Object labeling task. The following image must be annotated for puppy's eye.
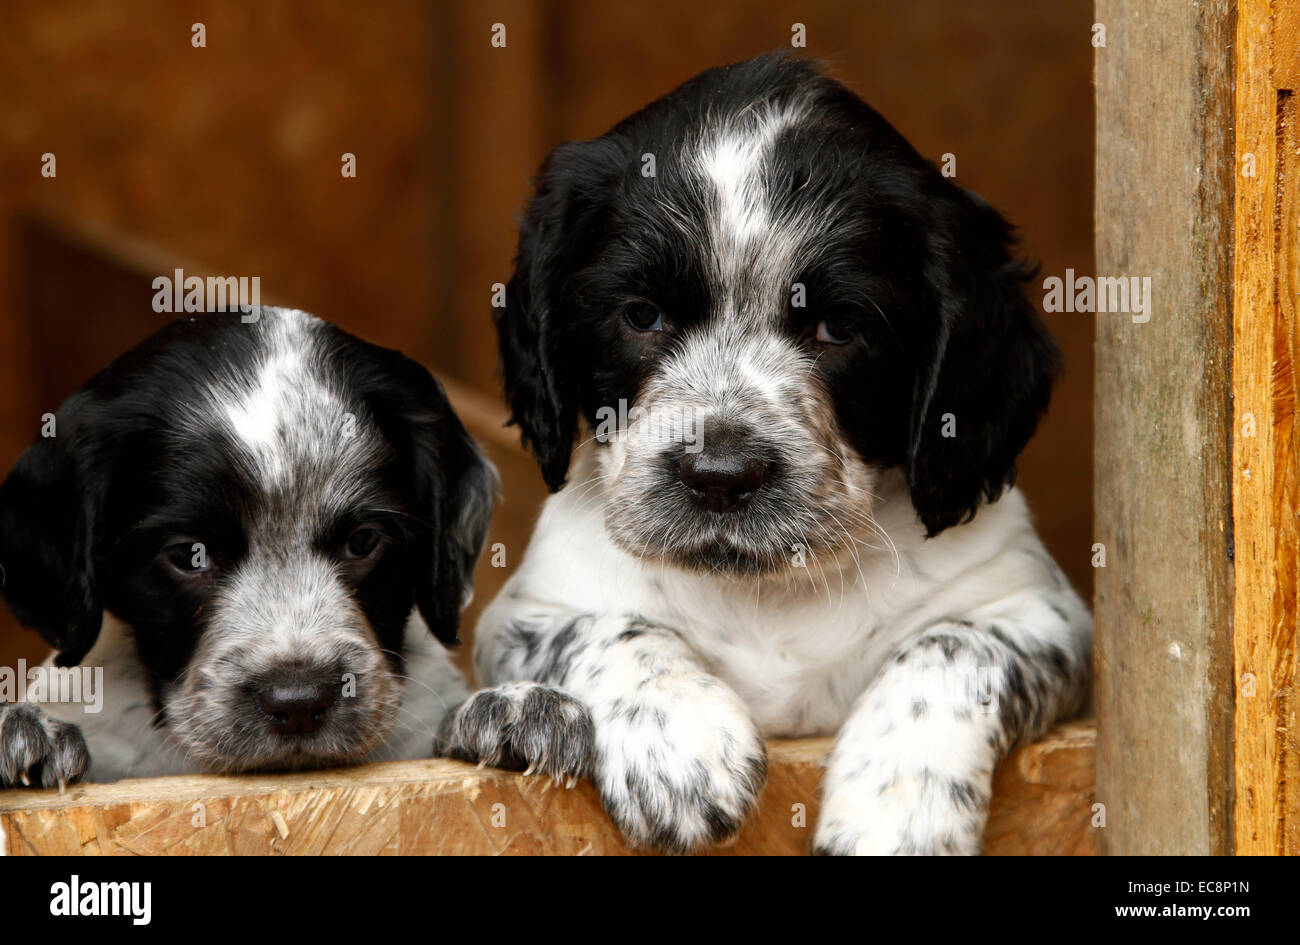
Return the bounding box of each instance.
[163,541,214,578]
[344,526,384,560]
[623,302,665,333]
[814,318,855,345]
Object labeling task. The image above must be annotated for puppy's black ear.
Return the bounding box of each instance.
[906,189,1060,537]
[0,398,105,666]
[356,345,498,646]
[417,405,497,646]
[497,138,622,491]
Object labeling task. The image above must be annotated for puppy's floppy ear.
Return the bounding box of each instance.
[417,405,497,646]
[0,397,106,666]
[906,188,1060,537]
[497,138,622,491]
[357,346,498,645]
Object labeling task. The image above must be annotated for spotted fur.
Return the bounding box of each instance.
[0,307,523,782]
[438,680,594,782]
[0,703,89,789]
[477,55,1091,855]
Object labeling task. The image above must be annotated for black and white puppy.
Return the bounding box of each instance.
[474,55,1092,854]
[0,307,590,788]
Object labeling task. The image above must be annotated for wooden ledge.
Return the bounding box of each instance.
[0,721,1095,855]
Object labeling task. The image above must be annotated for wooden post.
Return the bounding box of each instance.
[1093,0,1237,854]
[1097,0,1300,855]
[1231,0,1300,856]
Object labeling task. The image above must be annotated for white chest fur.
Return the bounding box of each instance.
[480,448,1082,738]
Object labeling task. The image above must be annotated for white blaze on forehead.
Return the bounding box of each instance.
[225,352,298,447]
[220,308,344,485]
[692,101,808,315]
[701,134,771,246]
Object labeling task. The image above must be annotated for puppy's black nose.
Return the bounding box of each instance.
[678,447,768,513]
[258,679,337,735]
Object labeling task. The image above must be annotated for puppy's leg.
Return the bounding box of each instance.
[814,609,1089,855]
[436,681,595,782]
[0,703,90,790]
[481,612,767,854]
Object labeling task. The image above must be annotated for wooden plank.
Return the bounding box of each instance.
[1232,0,1300,856]
[1093,0,1237,854]
[0,722,1095,856]
[985,721,1097,856]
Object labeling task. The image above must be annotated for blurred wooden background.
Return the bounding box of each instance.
[0,0,1095,680]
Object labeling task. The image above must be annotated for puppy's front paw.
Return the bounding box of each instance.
[0,704,90,790]
[593,681,767,854]
[440,682,594,782]
[813,770,988,855]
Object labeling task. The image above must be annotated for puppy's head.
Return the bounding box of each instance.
[0,308,495,771]
[498,54,1058,576]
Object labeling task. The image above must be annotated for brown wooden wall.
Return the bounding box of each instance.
[0,1,1095,680]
